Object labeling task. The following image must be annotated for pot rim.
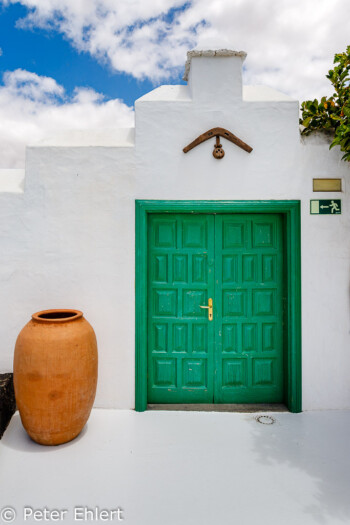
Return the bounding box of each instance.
[32,309,83,323]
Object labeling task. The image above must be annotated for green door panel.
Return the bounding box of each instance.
[147,214,215,403]
[147,213,284,404]
[214,214,284,403]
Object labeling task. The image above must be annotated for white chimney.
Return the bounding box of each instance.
[183,49,247,102]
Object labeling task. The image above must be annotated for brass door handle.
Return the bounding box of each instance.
[200,298,213,321]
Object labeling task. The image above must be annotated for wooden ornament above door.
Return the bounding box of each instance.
[183,127,253,159]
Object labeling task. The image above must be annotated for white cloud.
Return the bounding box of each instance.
[188,0,349,101]
[1,0,349,99]
[4,0,200,80]
[3,68,64,101]
[0,69,134,168]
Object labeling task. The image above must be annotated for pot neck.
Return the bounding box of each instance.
[32,309,83,323]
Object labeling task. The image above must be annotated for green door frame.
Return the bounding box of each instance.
[135,200,302,413]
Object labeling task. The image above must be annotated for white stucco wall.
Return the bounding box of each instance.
[1,51,349,411]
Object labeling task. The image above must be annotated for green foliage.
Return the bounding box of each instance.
[300,46,350,161]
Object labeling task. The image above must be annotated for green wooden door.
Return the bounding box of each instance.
[214,214,284,403]
[148,214,215,403]
[147,213,284,404]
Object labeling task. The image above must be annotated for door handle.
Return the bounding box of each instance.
[200,298,213,321]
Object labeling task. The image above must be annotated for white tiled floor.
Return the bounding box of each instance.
[1,409,350,525]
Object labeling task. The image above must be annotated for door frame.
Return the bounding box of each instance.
[135,200,301,413]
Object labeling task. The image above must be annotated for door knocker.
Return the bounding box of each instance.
[213,136,225,159]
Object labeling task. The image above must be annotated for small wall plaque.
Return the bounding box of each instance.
[310,199,341,215]
[313,179,342,192]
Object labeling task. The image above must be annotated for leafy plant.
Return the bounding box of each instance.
[300,46,350,161]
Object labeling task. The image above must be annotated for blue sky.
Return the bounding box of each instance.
[0,0,348,167]
[0,2,172,106]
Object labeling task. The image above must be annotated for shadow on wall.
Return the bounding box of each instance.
[251,411,350,523]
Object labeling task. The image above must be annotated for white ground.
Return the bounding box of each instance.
[1,409,350,525]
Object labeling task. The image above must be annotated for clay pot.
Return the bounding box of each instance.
[13,309,98,446]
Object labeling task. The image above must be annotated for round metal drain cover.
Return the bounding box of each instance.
[256,415,275,425]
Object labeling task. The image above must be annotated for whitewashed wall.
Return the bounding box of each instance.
[0,52,349,411]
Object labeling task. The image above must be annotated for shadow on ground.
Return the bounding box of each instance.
[1,413,88,452]
[251,411,350,524]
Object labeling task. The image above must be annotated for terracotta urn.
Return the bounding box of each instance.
[13,309,98,445]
